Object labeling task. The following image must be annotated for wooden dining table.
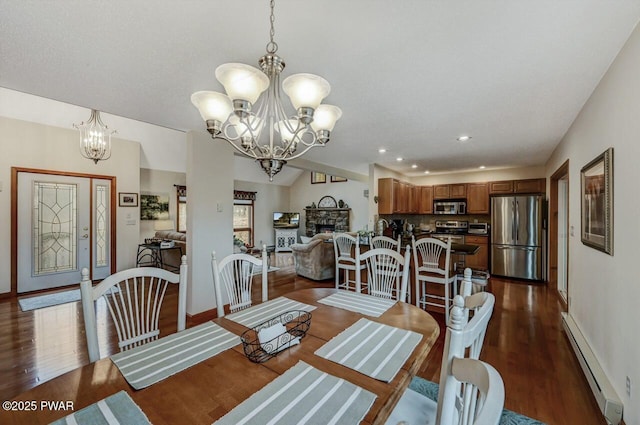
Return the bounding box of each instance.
[1,288,440,425]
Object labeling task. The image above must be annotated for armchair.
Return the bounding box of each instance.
[290,233,335,281]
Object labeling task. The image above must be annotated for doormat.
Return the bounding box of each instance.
[18,289,81,312]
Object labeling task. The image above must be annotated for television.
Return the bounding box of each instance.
[273,212,300,229]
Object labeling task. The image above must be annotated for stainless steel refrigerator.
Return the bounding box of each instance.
[491,195,545,280]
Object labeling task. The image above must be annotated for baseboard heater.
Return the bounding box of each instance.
[562,313,623,425]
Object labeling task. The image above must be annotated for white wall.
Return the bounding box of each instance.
[0,116,140,294]
[545,22,640,424]
[290,171,369,236]
[234,180,290,247]
[139,168,186,242]
[186,131,235,315]
[411,165,545,185]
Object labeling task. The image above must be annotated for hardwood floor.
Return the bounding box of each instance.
[0,257,604,424]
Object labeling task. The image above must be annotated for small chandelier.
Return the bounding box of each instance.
[191,0,342,181]
[73,109,116,164]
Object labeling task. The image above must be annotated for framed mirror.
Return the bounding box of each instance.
[580,147,613,255]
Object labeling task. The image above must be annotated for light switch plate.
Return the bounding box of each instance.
[217,202,223,212]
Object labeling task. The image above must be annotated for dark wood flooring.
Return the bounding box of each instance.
[0,256,604,424]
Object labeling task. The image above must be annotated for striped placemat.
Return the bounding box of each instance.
[213,361,376,425]
[225,296,316,329]
[317,291,396,317]
[111,322,240,390]
[50,390,150,425]
[315,318,422,382]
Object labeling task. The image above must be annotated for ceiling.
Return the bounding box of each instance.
[1,1,639,178]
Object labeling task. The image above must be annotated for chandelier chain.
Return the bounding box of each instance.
[266,0,278,53]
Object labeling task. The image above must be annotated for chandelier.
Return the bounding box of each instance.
[191,0,342,181]
[73,109,116,164]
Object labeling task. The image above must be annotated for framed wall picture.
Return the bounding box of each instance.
[580,147,613,255]
[330,175,347,183]
[119,192,138,207]
[140,193,170,220]
[310,172,326,184]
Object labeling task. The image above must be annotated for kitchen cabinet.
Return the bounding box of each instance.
[378,178,416,214]
[489,178,545,195]
[434,183,466,199]
[464,235,488,270]
[450,183,467,198]
[466,183,489,214]
[489,180,514,194]
[514,178,546,194]
[418,186,433,214]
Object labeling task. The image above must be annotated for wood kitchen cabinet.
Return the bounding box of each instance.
[514,178,546,194]
[464,235,489,270]
[418,186,434,214]
[434,183,466,199]
[466,183,489,214]
[489,178,546,195]
[378,178,416,214]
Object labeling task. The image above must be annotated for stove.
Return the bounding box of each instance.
[434,220,468,234]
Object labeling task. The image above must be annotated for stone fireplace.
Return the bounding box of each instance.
[305,208,350,236]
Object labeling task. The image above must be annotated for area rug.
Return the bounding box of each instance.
[18,289,81,312]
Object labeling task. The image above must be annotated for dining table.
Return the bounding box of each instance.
[1,287,440,425]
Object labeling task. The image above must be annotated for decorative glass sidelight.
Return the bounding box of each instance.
[95,184,108,266]
[33,182,77,275]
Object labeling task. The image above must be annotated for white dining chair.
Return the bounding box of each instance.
[80,255,188,363]
[211,246,268,317]
[371,235,410,302]
[357,246,410,301]
[412,235,457,323]
[333,233,366,292]
[371,235,401,251]
[387,292,498,425]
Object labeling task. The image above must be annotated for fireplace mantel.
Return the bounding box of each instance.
[304,208,351,236]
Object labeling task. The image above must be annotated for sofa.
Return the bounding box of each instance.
[154,230,187,268]
[290,233,335,281]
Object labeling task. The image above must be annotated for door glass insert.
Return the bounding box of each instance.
[33,181,77,275]
[96,184,108,266]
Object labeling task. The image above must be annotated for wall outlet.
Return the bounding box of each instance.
[626,376,631,397]
[217,202,223,212]
[570,225,575,236]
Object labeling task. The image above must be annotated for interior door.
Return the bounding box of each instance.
[17,173,110,292]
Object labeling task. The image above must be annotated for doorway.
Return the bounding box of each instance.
[549,161,569,308]
[11,168,117,294]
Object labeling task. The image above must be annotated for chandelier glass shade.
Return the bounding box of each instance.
[73,109,116,164]
[190,0,341,181]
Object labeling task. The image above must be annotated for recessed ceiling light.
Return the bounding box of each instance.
[378,148,387,153]
[411,164,418,169]
[457,135,472,142]
[396,157,403,162]
[479,165,486,169]
[424,170,430,174]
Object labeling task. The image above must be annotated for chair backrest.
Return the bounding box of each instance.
[357,246,410,301]
[80,255,188,363]
[333,232,359,263]
[437,292,496,424]
[211,246,268,318]
[371,235,401,252]
[412,235,452,282]
[446,357,505,425]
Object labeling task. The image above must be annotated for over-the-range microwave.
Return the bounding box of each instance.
[433,200,466,215]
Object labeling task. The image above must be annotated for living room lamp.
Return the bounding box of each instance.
[190,0,341,181]
[73,109,116,164]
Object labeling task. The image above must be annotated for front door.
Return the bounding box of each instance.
[17,172,112,293]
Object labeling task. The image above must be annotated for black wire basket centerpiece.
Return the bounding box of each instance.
[241,310,312,363]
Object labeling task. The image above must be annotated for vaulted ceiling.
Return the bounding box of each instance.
[1,1,639,177]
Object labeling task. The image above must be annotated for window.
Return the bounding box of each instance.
[233,200,254,246]
[176,185,187,233]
